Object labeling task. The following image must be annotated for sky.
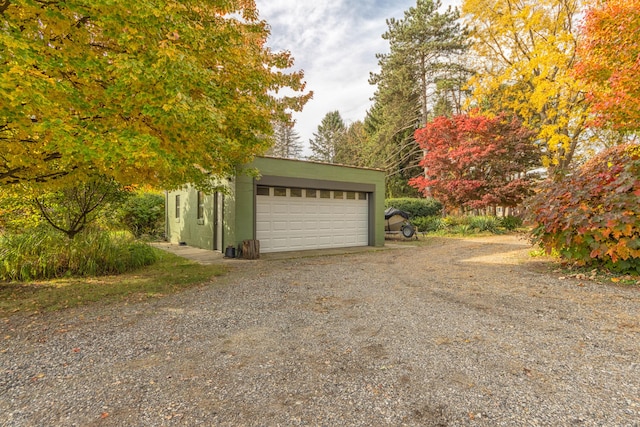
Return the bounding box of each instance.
[254,0,460,152]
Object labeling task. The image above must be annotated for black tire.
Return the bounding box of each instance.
[401,224,415,238]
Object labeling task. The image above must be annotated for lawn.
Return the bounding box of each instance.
[0,250,226,316]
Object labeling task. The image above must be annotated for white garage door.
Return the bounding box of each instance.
[256,186,369,253]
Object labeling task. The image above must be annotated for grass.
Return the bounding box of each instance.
[0,250,226,317]
[0,229,164,281]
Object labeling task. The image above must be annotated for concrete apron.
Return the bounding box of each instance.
[151,242,403,265]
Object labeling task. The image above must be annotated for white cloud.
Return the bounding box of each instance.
[255,0,460,150]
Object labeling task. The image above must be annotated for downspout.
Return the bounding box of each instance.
[164,190,169,241]
[253,178,257,240]
[221,193,225,251]
[212,192,216,251]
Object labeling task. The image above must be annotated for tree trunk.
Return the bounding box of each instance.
[242,240,260,260]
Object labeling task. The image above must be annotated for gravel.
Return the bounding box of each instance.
[1,235,639,426]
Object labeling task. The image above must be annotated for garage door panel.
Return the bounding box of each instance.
[332,235,345,245]
[317,235,332,245]
[289,220,304,231]
[257,189,369,253]
[302,236,318,246]
[256,207,271,217]
[272,221,289,231]
[343,205,359,215]
[303,205,318,214]
[304,221,318,229]
[318,220,333,230]
[272,203,289,215]
[288,204,304,215]
[256,222,271,233]
[288,236,305,247]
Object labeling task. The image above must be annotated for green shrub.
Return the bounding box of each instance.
[411,214,521,236]
[442,215,469,228]
[0,227,159,281]
[469,216,502,233]
[500,215,523,231]
[119,192,165,238]
[411,216,444,232]
[452,224,473,235]
[527,144,640,274]
[385,197,443,217]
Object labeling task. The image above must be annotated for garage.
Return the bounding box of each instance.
[256,186,369,253]
[166,156,385,255]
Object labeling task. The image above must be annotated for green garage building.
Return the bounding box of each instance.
[165,156,385,254]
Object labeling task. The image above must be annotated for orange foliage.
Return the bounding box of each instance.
[575,0,640,132]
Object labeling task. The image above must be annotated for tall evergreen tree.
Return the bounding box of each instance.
[335,121,372,167]
[375,0,468,124]
[267,121,304,159]
[368,0,469,196]
[308,111,346,163]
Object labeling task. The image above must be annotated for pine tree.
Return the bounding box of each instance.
[368,0,469,196]
[308,111,346,163]
[268,121,304,159]
[335,121,372,166]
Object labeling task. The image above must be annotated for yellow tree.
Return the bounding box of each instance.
[0,0,311,191]
[462,0,587,170]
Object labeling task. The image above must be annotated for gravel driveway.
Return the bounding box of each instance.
[1,235,639,426]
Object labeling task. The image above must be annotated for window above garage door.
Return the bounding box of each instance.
[256,186,368,201]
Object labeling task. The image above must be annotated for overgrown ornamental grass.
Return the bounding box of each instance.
[0,228,159,281]
[0,228,226,315]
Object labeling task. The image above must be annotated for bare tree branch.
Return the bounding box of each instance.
[0,0,11,14]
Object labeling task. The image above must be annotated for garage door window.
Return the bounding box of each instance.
[259,186,368,201]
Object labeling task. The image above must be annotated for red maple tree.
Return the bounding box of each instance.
[409,113,539,213]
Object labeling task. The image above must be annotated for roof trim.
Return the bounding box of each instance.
[257,156,384,172]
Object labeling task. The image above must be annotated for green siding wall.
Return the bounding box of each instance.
[166,186,215,249]
[230,168,254,247]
